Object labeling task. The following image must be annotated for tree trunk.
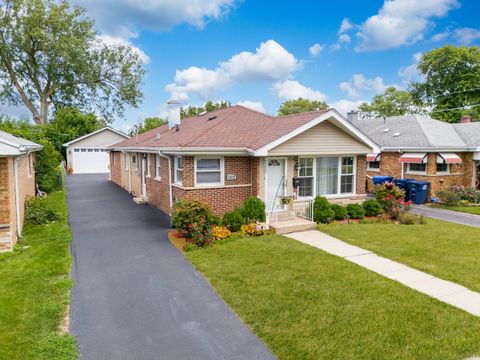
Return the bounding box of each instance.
[38,97,49,124]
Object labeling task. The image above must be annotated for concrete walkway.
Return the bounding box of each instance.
[286,230,480,317]
[413,205,480,228]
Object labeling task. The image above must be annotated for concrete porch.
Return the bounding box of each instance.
[268,204,316,235]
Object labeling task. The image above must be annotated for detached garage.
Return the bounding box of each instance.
[64,127,129,174]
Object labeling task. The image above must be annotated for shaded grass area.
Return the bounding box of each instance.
[187,235,480,360]
[432,204,480,216]
[319,219,480,292]
[0,191,77,360]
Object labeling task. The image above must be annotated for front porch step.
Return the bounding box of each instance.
[271,218,317,235]
[133,196,148,205]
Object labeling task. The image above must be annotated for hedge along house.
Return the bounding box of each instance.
[351,113,480,196]
[108,105,379,231]
[0,131,42,252]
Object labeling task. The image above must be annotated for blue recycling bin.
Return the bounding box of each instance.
[408,181,430,205]
[373,175,393,186]
[393,178,415,201]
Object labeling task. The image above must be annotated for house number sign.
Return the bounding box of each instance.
[226,174,236,180]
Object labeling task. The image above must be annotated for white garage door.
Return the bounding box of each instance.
[72,148,110,174]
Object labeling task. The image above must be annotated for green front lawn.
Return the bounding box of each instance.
[0,191,77,360]
[319,219,480,292]
[187,235,480,360]
[431,204,480,216]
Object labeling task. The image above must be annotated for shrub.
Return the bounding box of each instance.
[34,139,62,192]
[189,221,214,247]
[313,196,335,223]
[437,189,461,206]
[25,196,60,225]
[171,199,218,240]
[451,185,480,204]
[212,225,231,240]
[399,211,426,225]
[346,203,365,219]
[241,223,264,236]
[240,196,266,222]
[331,204,347,220]
[375,183,404,211]
[362,199,382,217]
[222,210,244,232]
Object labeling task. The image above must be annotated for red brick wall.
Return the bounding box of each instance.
[0,158,10,225]
[356,155,366,195]
[145,154,171,214]
[251,157,260,196]
[110,152,121,185]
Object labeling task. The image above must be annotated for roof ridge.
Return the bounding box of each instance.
[234,104,273,119]
[274,108,332,119]
[412,114,441,148]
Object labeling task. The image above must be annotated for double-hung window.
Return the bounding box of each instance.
[407,163,426,174]
[316,156,355,195]
[195,158,223,186]
[436,163,450,174]
[297,157,314,197]
[155,155,161,179]
[340,157,354,194]
[174,156,183,184]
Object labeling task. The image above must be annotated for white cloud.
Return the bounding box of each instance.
[398,53,422,83]
[338,18,354,34]
[166,40,300,101]
[356,0,459,52]
[338,34,351,44]
[309,43,324,57]
[120,123,134,134]
[331,99,366,117]
[431,31,450,42]
[453,27,480,45]
[339,74,392,98]
[97,35,150,64]
[74,0,237,38]
[273,80,327,102]
[237,101,266,113]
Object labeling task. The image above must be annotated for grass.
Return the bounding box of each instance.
[0,191,77,360]
[187,235,480,359]
[431,204,480,216]
[318,218,480,292]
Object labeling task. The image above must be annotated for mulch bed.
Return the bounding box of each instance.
[168,230,187,252]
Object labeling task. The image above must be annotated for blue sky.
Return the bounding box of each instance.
[4,0,480,131]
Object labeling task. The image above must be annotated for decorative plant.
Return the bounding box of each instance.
[436,189,461,206]
[331,204,348,220]
[362,199,382,217]
[212,225,232,240]
[222,210,244,232]
[240,196,266,222]
[313,196,335,223]
[375,183,405,211]
[241,223,264,236]
[346,203,365,219]
[171,199,218,243]
[25,196,60,225]
[279,196,294,205]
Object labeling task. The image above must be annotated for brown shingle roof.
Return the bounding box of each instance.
[112,105,331,151]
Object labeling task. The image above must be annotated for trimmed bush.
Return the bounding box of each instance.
[346,203,365,219]
[222,210,244,232]
[331,204,348,220]
[240,196,266,223]
[313,196,335,223]
[375,183,404,211]
[25,196,60,225]
[362,199,382,217]
[171,199,218,241]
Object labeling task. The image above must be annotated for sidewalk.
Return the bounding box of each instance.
[286,230,480,317]
[413,205,480,228]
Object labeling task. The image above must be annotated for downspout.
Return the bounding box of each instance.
[158,152,173,210]
[13,158,21,237]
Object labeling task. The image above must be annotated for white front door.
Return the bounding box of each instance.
[141,157,147,196]
[266,158,286,212]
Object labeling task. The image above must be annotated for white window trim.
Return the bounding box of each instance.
[406,162,427,175]
[174,156,183,185]
[125,154,129,171]
[155,154,161,181]
[367,161,380,172]
[339,156,356,195]
[436,163,451,175]
[297,157,315,199]
[194,156,224,187]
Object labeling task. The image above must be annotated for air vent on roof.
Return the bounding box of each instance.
[383,128,390,133]
[208,116,217,121]
[199,111,207,116]
[155,133,160,140]
[393,132,401,137]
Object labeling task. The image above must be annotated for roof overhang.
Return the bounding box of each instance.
[252,109,381,156]
[109,146,253,156]
[0,140,42,156]
[399,153,427,163]
[63,127,129,147]
[382,146,476,152]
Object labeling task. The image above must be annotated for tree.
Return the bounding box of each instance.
[180,100,231,119]
[129,116,166,136]
[0,0,145,124]
[410,45,480,122]
[359,87,421,118]
[277,98,328,116]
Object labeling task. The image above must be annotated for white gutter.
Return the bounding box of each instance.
[109,146,252,156]
[13,158,21,237]
[382,146,477,152]
[158,152,173,210]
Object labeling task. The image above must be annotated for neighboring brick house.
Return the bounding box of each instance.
[351,113,480,196]
[0,131,42,252]
[108,105,379,221]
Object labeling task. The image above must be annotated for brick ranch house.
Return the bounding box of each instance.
[108,105,379,227]
[351,113,480,196]
[0,130,42,252]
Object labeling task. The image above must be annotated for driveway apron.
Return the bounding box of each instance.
[67,174,274,360]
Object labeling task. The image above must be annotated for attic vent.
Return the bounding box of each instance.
[175,124,180,132]
[393,132,401,137]
[208,116,217,121]
[155,133,160,140]
[382,128,390,133]
[199,111,207,116]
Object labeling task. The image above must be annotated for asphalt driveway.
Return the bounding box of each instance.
[67,174,274,360]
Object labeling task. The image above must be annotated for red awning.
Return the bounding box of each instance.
[399,153,427,163]
[366,153,381,162]
[437,153,462,164]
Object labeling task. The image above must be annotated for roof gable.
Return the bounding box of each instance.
[63,127,128,147]
[0,130,42,156]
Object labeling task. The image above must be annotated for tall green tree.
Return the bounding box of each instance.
[359,87,422,118]
[410,45,480,122]
[129,116,167,136]
[180,100,231,119]
[0,0,145,124]
[277,98,328,116]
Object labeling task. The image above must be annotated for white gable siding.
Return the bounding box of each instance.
[268,120,371,155]
[69,129,126,149]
